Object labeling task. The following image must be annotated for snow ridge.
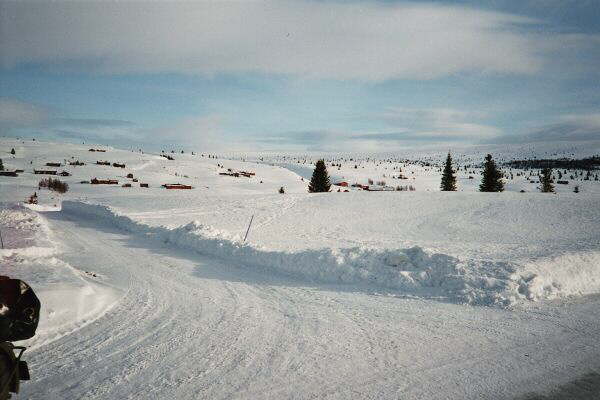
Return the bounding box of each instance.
[61,200,598,307]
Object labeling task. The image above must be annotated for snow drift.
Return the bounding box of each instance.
[61,200,600,307]
[0,204,120,349]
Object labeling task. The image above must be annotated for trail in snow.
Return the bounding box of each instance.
[60,200,600,307]
[19,209,600,399]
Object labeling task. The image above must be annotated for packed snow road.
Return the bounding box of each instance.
[20,210,600,399]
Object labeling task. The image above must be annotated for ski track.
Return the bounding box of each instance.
[20,210,600,399]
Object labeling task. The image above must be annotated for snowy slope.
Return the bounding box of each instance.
[0,204,119,350]
[15,206,600,400]
[1,137,600,398]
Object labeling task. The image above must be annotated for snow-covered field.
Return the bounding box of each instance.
[1,137,600,399]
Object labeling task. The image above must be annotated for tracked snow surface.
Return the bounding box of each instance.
[1,137,600,399]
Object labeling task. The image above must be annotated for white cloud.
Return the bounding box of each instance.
[0,98,48,126]
[0,97,227,150]
[0,1,550,80]
[143,115,226,150]
[378,107,501,139]
[519,112,600,142]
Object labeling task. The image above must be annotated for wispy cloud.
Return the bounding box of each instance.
[143,115,225,150]
[0,98,49,132]
[498,112,600,143]
[0,1,565,81]
[373,107,501,141]
[0,97,227,150]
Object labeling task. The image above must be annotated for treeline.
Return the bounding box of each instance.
[505,157,600,171]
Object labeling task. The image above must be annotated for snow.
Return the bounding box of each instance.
[0,204,120,351]
[1,137,600,398]
[58,199,600,307]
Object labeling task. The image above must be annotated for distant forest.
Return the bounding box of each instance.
[505,156,600,170]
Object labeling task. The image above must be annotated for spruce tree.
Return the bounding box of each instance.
[0,159,3,171]
[308,159,331,193]
[479,154,504,192]
[10,148,15,155]
[440,152,457,191]
[540,168,554,193]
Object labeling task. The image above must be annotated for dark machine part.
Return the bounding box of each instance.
[0,276,40,342]
[0,276,39,399]
[0,343,28,400]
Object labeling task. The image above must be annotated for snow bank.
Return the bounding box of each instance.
[61,200,600,307]
[0,204,120,349]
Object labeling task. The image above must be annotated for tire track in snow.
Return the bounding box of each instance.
[19,211,600,400]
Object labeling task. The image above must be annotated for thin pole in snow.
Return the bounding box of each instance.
[243,214,254,243]
[0,228,3,249]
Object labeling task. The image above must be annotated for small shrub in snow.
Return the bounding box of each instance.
[39,178,69,193]
[279,186,285,194]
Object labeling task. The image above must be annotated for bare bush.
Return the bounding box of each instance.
[39,178,69,193]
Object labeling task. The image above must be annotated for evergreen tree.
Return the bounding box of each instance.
[10,148,15,155]
[279,186,285,194]
[479,154,504,192]
[540,168,554,193]
[0,159,3,171]
[440,152,457,191]
[308,159,331,193]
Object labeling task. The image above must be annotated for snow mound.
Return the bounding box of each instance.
[0,204,120,349]
[61,200,600,307]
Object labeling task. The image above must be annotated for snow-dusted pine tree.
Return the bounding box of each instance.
[479,154,504,192]
[308,159,331,193]
[440,152,457,191]
[540,168,554,193]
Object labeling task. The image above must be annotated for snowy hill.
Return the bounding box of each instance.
[1,137,600,399]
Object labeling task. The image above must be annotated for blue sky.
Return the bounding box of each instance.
[1,0,599,151]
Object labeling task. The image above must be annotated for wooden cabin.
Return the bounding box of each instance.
[219,172,240,177]
[0,171,18,177]
[161,183,192,189]
[90,178,119,185]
